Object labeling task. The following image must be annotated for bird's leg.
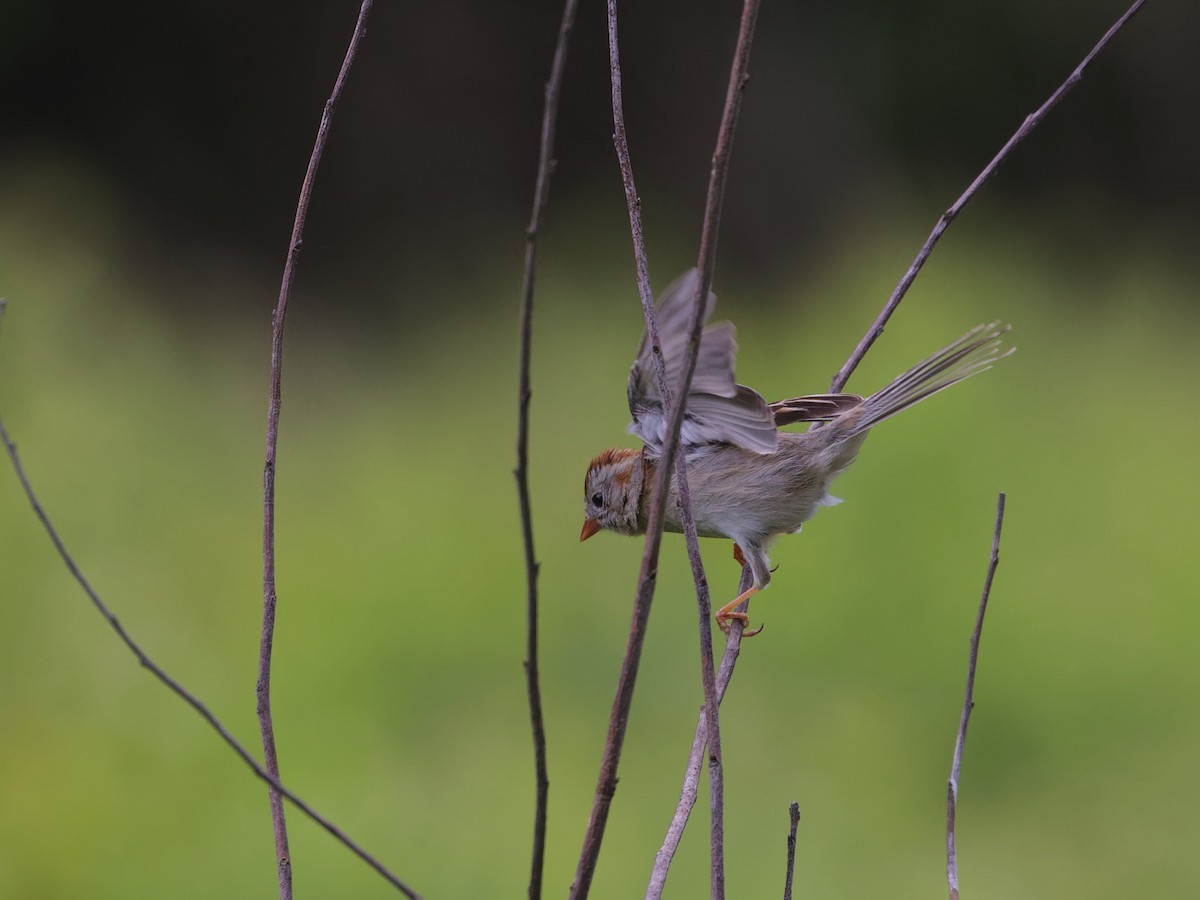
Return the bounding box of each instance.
[735,542,778,576]
[716,584,762,636]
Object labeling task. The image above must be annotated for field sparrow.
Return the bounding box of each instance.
[580,268,1012,632]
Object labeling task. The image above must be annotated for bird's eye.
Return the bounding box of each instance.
[591,492,603,508]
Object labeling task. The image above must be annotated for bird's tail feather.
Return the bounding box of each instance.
[852,322,1013,434]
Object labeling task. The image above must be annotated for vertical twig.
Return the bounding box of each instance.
[571,3,762,897]
[259,3,374,896]
[516,1,580,898]
[782,801,801,900]
[946,492,1006,900]
[567,5,682,892]
[829,0,1147,392]
[604,4,721,890]
[688,8,762,895]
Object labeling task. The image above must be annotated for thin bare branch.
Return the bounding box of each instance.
[830,0,1147,392]
[688,8,763,895]
[946,492,1006,900]
[259,3,374,895]
[607,53,722,900]
[646,566,751,900]
[783,801,801,900]
[515,1,580,897]
[571,3,761,897]
[0,419,421,898]
[568,4,681,892]
[695,0,761,277]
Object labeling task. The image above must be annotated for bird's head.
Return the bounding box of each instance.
[580,448,645,540]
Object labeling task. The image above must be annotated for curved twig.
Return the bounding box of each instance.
[259,3,374,896]
[830,0,1147,392]
[0,419,421,898]
[515,1,580,897]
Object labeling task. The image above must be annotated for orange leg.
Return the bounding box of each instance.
[732,543,746,566]
[716,584,763,637]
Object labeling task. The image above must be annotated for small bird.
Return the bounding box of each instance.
[580,268,1012,632]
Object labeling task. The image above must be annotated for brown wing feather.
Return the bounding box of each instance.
[769,393,863,427]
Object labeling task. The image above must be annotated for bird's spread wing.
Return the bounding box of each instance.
[627,268,778,455]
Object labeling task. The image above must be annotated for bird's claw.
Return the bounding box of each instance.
[716,610,763,638]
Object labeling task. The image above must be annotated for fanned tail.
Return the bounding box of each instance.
[852,322,1013,434]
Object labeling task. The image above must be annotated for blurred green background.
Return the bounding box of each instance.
[2,1,1198,898]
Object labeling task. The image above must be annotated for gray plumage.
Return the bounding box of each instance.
[627,268,779,455]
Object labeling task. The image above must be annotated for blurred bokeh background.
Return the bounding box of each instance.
[2,1,1198,897]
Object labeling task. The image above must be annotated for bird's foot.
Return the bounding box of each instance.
[716,584,763,637]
